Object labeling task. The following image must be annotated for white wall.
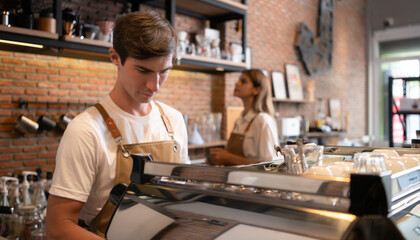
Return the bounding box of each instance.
[368,0,420,31]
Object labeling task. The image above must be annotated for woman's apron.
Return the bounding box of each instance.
[89,102,180,237]
[225,114,258,158]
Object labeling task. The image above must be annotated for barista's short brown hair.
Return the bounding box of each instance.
[112,11,176,64]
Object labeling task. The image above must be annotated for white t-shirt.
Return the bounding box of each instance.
[49,95,189,225]
[231,109,280,162]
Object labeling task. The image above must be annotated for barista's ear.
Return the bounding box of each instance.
[109,48,121,66]
[253,86,261,96]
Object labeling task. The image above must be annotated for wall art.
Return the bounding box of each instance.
[285,64,303,100]
[271,71,287,99]
[295,0,334,75]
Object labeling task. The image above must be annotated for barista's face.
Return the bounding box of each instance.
[234,73,260,99]
[110,49,173,104]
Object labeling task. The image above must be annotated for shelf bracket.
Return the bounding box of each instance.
[165,0,176,26]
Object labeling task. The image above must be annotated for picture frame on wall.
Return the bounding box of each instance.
[271,71,287,99]
[329,98,342,130]
[285,64,304,100]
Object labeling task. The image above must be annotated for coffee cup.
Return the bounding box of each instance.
[384,158,406,173]
[372,149,399,159]
[15,115,39,134]
[393,156,419,169]
[38,115,56,131]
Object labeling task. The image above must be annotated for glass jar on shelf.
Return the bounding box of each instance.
[19,205,44,240]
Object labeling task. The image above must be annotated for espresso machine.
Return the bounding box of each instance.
[105,147,420,240]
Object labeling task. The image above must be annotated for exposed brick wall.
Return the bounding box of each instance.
[0,0,367,175]
[244,0,367,139]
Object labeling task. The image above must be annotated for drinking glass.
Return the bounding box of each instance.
[353,152,387,174]
[284,144,324,174]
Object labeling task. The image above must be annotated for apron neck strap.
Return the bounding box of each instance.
[154,101,174,135]
[245,113,259,132]
[94,101,175,138]
[94,103,130,157]
[95,103,122,139]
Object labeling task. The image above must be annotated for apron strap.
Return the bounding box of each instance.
[154,101,174,135]
[94,103,122,139]
[244,113,259,132]
[94,101,178,155]
[233,113,258,134]
[94,103,130,157]
[154,102,178,152]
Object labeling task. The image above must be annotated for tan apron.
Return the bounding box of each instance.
[226,114,258,158]
[89,102,180,237]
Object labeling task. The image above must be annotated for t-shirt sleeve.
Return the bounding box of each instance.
[256,115,280,162]
[49,119,98,202]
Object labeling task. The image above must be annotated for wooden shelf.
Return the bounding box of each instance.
[176,0,247,16]
[0,25,59,40]
[188,140,227,150]
[143,0,247,18]
[307,131,343,138]
[176,54,246,72]
[0,0,247,73]
[63,36,113,48]
[272,98,314,103]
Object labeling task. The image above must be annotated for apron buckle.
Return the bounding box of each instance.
[116,136,130,158]
[169,133,177,153]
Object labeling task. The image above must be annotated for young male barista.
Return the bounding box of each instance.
[46,11,190,239]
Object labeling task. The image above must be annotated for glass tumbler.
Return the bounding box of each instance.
[353,152,387,174]
[284,144,324,174]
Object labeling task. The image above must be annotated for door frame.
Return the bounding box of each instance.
[368,24,420,146]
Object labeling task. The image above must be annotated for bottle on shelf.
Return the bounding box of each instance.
[44,171,53,199]
[1,176,19,238]
[0,177,9,207]
[33,168,47,213]
[32,181,47,217]
[8,179,21,211]
[20,171,37,206]
[1,177,19,207]
[19,205,42,240]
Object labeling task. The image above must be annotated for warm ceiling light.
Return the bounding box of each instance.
[216,67,224,71]
[0,39,43,49]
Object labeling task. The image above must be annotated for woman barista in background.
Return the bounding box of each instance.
[209,69,280,166]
